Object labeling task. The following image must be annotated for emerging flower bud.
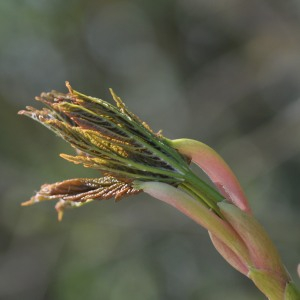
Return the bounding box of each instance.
[19,82,191,182]
[21,176,140,221]
[19,82,193,218]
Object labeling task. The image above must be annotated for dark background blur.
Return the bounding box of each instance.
[1,0,300,299]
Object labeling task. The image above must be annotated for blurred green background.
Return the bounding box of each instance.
[1,0,300,299]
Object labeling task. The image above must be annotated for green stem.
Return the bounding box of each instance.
[284,282,300,300]
[182,171,224,215]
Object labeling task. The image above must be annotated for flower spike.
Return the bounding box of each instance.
[18,82,225,217]
[19,83,191,185]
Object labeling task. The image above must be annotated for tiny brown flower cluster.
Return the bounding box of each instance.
[19,82,190,219]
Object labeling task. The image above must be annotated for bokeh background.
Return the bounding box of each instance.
[1,0,300,299]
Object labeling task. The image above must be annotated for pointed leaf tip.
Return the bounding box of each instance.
[169,139,251,213]
[55,201,65,222]
[21,199,35,206]
[65,81,73,94]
